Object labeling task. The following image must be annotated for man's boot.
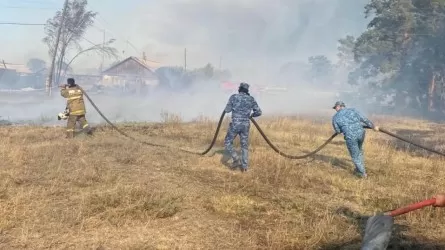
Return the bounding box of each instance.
[66,131,74,138]
[353,169,367,179]
[221,151,231,166]
[84,126,93,136]
[231,158,242,170]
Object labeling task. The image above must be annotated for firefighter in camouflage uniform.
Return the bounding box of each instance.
[60,78,92,138]
[332,101,378,178]
[223,82,262,172]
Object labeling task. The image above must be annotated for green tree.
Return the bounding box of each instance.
[348,0,445,113]
[308,55,333,84]
[26,58,46,73]
[202,63,214,79]
[155,66,189,90]
[188,63,216,81]
[337,35,356,71]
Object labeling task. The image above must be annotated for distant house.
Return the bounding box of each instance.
[0,61,41,89]
[65,73,102,90]
[0,62,32,75]
[100,55,160,95]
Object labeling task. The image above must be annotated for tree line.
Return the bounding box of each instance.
[278,0,445,118]
[341,0,445,116]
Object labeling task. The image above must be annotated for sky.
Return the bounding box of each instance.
[0,0,370,76]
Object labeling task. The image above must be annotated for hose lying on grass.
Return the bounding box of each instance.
[78,86,445,159]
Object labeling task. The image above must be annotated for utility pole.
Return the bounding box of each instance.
[184,48,187,71]
[46,0,69,96]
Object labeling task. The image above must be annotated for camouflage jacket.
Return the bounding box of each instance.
[332,108,374,139]
[224,92,262,122]
[60,85,86,116]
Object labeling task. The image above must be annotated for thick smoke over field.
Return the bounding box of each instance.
[0,0,373,125]
[136,0,368,69]
[0,84,337,125]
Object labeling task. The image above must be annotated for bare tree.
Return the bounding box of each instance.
[43,0,98,87]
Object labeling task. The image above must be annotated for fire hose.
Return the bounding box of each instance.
[78,87,445,159]
[80,86,338,157]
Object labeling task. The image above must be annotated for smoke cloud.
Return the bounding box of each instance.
[0,0,374,126]
[135,0,368,70]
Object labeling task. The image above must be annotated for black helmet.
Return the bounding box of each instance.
[67,78,75,86]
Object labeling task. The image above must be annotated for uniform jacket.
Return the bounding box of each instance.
[224,92,262,122]
[332,108,374,139]
[60,85,86,116]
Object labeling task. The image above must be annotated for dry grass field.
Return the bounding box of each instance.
[1,113,445,249]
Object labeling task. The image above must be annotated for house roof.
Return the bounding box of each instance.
[0,62,32,74]
[102,56,161,74]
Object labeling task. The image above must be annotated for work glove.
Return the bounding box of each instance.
[373,126,380,131]
[433,194,445,207]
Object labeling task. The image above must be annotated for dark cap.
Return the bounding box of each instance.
[332,101,345,109]
[239,82,249,89]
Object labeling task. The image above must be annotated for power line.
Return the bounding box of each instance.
[92,14,140,54]
[86,1,141,54]
[0,22,45,25]
[0,5,57,10]
[9,0,58,5]
[80,35,100,47]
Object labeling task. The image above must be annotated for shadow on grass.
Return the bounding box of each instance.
[296,147,351,170]
[318,207,445,250]
[212,148,311,169]
[211,140,350,169]
[330,140,345,146]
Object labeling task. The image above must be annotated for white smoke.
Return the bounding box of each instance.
[0,0,372,125]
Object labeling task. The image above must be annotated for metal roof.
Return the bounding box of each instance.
[0,62,32,74]
[102,56,161,74]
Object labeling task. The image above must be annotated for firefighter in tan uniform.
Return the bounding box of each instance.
[60,78,92,138]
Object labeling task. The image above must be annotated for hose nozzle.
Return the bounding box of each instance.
[434,194,445,207]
